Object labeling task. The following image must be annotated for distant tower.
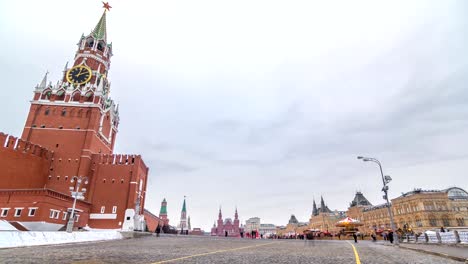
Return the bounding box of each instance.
[233,207,240,235]
[187,216,191,231]
[159,198,169,225]
[178,197,187,232]
[217,207,223,236]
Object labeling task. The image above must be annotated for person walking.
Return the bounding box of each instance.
[353,233,358,243]
[388,231,394,244]
[156,225,161,237]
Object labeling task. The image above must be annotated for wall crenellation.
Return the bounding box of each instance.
[0,132,54,160]
[94,153,141,165]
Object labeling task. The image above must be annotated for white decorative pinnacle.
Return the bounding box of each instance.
[35,71,49,91]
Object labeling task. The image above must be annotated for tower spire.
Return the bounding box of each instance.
[312,199,318,216]
[91,8,108,42]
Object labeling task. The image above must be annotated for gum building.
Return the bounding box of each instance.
[347,187,468,234]
[0,6,153,231]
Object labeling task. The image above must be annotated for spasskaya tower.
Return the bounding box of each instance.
[21,4,119,194]
[0,2,152,232]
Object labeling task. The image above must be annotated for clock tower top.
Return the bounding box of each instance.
[23,3,119,156]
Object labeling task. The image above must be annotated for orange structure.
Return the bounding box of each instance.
[0,5,154,231]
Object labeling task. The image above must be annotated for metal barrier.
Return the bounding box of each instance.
[402,230,466,244]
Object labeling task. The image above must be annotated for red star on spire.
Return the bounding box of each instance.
[102,2,112,12]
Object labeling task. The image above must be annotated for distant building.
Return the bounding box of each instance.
[245,217,260,233]
[347,187,468,234]
[276,215,308,236]
[190,228,205,236]
[245,217,276,236]
[211,208,243,237]
[308,196,346,234]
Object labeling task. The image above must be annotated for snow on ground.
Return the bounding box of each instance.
[0,231,123,248]
[0,220,17,231]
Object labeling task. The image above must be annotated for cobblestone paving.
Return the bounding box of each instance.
[0,236,461,264]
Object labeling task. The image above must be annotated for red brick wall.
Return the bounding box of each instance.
[0,133,52,189]
[86,154,149,229]
[0,189,91,229]
[144,210,161,232]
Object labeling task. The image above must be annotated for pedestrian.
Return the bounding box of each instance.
[353,233,358,243]
[440,226,445,233]
[383,233,387,241]
[156,225,161,237]
[338,233,341,240]
[388,231,394,244]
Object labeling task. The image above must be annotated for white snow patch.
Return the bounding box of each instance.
[0,231,123,248]
[0,220,17,231]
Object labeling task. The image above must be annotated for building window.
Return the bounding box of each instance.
[457,218,465,226]
[45,109,49,115]
[41,125,46,128]
[1,208,9,217]
[101,206,105,214]
[61,109,66,116]
[28,208,37,217]
[442,218,450,227]
[429,218,437,227]
[49,209,60,219]
[62,212,68,221]
[14,208,23,217]
[112,206,117,214]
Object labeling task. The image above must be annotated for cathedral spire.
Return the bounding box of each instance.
[320,195,326,212]
[312,199,318,216]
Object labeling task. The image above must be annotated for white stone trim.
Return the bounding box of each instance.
[89,213,117,219]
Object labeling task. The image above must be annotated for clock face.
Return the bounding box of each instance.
[66,65,92,85]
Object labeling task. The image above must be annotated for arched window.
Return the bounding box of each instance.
[87,38,94,48]
[61,108,66,116]
[97,41,105,51]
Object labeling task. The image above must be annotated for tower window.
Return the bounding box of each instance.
[40,125,46,128]
[61,109,66,116]
[97,43,104,51]
[58,126,63,129]
[32,124,37,128]
[45,109,49,115]
[56,144,59,148]
[100,206,105,214]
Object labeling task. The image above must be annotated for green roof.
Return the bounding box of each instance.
[182,199,186,213]
[92,11,107,41]
[159,198,167,215]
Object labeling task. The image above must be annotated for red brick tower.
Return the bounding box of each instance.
[21,8,118,196]
[0,3,150,231]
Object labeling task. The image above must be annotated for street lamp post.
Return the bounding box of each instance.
[357,156,399,245]
[66,176,88,233]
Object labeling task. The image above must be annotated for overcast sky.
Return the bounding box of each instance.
[1,0,467,231]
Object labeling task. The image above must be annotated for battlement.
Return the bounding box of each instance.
[0,132,54,160]
[92,153,143,166]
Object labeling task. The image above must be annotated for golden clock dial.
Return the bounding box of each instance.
[66,65,92,85]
